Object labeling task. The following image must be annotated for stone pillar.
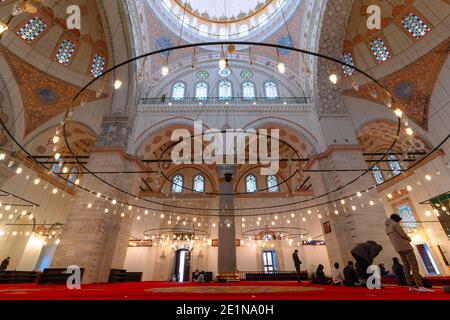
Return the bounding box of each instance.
[216,165,239,281]
[51,149,138,283]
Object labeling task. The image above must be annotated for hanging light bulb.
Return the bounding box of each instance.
[394,108,403,118]
[114,80,122,90]
[277,62,285,74]
[161,65,169,77]
[328,73,338,84]
[405,127,413,136]
[0,21,8,35]
[52,136,60,144]
[74,179,80,185]
[0,153,5,160]
[34,178,40,185]
[219,58,228,70]
[16,167,23,174]
[54,152,61,160]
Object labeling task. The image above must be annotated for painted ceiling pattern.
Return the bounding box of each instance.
[343,38,450,130]
[0,46,103,137]
[357,120,431,154]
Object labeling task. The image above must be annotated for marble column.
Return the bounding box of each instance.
[216,165,239,281]
[51,149,138,283]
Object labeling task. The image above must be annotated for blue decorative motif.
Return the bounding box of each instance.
[277,35,294,56]
[394,81,416,99]
[156,36,173,57]
[37,88,58,104]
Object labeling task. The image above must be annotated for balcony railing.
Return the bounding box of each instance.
[140,96,310,105]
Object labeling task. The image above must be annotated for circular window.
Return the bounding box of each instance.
[196,71,209,79]
[240,70,253,79]
[218,68,231,78]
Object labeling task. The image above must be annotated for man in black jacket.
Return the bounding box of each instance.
[292,250,302,283]
[351,241,383,281]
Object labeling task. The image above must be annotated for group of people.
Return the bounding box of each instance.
[293,213,434,292]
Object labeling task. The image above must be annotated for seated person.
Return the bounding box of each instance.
[194,271,206,283]
[343,261,361,287]
[331,262,344,286]
[311,264,331,285]
[379,263,389,277]
[392,257,407,286]
[192,269,200,281]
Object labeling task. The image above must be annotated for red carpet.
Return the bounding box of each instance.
[0,281,449,300]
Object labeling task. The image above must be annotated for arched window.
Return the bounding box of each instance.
[55,39,76,65]
[67,167,78,186]
[17,16,47,43]
[242,81,256,100]
[369,38,391,63]
[267,175,279,192]
[51,160,63,176]
[397,203,417,230]
[193,174,205,192]
[172,82,186,100]
[172,175,183,193]
[401,13,430,39]
[246,175,257,193]
[90,54,106,78]
[342,52,355,77]
[372,165,384,185]
[264,81,278,99]
[239,24,249,37]
[219,28,228,40]
[387,154,402,177]
[195,81,208,100]
[218,80,232,100]
[199,24,209,37]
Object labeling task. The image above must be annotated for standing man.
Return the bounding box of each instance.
[292,249,302,283]
[351,240,383,282]
[385,214,433,292]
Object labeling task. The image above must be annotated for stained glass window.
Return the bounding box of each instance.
[51,161,63,176]
[172,175,183,193]
[172,82,186,100]
[267,175,279,192]
[246,175,257,193]
[67,167,78,186]
[369,38,391,63]
[240,70,253,79]
[265,81,278,99]
[218,80,232,100]
[402,13,430,39]
[342,52,356,77]
[218,68,231,78]
[17,16,47,43]
[195,81,208,100]
[242,81,256,100]
[196,71,209,79]
[372,165,384,185]
[90,54,106,78]
[397,203,417,230]
[55,39,76,65]
[387,154,402,177]
[193,174,205,192]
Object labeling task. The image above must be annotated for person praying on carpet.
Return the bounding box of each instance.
[311,264,331,285]
[331,262,344,286]
[350,240,383,283]
[392,257,407,286]
[292,249,302,283]
[343,261,360,287]
[0,257,10,271]
[385,214,433,292]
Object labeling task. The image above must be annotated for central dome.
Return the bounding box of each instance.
[152,0,299,42]
[180,0,273,22]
